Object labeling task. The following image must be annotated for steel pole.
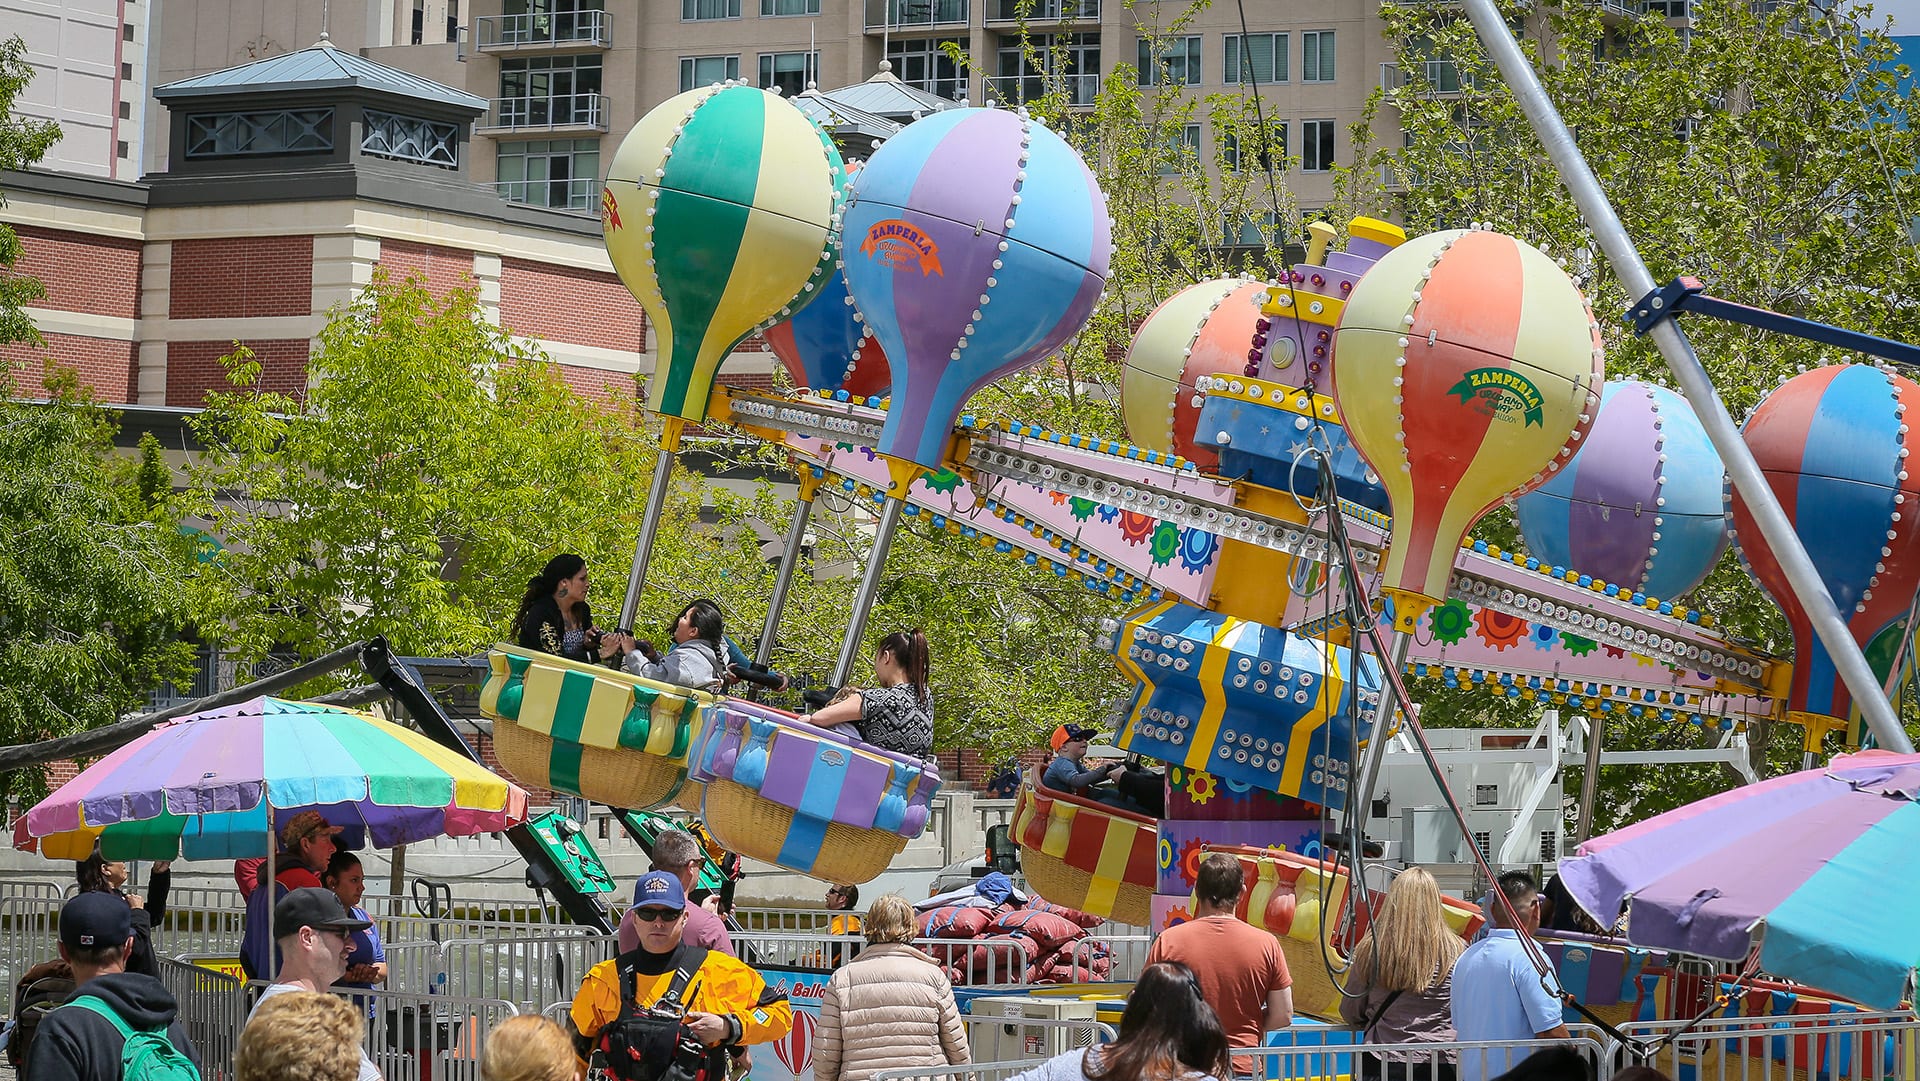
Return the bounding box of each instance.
[1352,631,1414,827]
[1454,0,1913,754]
[831,496,905,687]
[618,419,684,633]
[755,475,822,669]
[1574,714,1605,846]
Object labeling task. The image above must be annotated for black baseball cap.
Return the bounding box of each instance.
[273,887,373,939]
[61,892,134,951]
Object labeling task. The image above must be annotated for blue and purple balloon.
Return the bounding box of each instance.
[1516,380,1728,599]
[841,107,1111,472]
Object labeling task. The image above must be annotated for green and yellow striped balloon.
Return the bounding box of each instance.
[602,85,846,423]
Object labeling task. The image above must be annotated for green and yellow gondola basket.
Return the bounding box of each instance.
[479,645,713,811]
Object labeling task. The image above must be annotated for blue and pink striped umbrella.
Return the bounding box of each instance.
[1560,750,1920,1008]
[16,697,529,861]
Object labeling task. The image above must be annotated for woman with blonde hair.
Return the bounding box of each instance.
[1339,867,1467,1081]
[481,1015,575,1081]
[814,894,969,1081]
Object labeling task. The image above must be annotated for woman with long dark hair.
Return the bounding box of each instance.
[1008,961,1231,1081]
[75,848,169,978]
[802,629,934,759]
[511,554,630,666]
[624,598,727,692]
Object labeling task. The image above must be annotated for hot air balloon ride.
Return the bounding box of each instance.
[1516,380,1728,601]
[1332,228,1605,633]
[1727,363,1920,758]
[1122,278,1266,475]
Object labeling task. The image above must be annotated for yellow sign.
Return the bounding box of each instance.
[193,958,246,981]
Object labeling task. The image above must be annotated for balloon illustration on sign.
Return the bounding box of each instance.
[1332,229,1604,632]
[1122,278,1265,474]
[602,85,846,424]
[1516,380,1728,600]
[841,107,1112,480]
[1727,363,1920,737]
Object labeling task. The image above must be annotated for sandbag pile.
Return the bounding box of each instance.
[916,896,1113,985]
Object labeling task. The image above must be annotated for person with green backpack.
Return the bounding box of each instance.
[24,892,201,1081]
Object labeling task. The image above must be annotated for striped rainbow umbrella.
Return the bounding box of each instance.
[16,697,529,861]
[1560,749,1920,1009]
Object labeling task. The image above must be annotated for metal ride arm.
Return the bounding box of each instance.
[359,638,616,934]
[1629,277,1920,370]
[1454,0,1913,754]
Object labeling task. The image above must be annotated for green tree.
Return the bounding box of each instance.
[0,373,206,798]
[0,34,61,349]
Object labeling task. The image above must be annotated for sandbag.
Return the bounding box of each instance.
[918,904,997,939]
[1025,896,1104,930]
[986,907,1087,952]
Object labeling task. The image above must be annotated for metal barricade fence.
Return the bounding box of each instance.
[1614,1010,1920,1080]
[0,895,63,993]
[732,907,842,934]
[155,900,248,959]
[730,932,1035,985]
[438,934,619,1014]
[158,957,247,1081]
[245,981,519,1081]
[385,939,453,996]
[3,880,75,901]
[964,1015,1118,1063]
[1062,934,1152,982]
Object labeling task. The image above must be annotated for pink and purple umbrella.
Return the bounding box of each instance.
[1559,749,1920,1008]
[16,696,529,861]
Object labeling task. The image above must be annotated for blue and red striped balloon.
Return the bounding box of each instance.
[1728,364,1920,731]
[763,262,892,400]
[1516,380,1727,600]
[842,107,1111,472]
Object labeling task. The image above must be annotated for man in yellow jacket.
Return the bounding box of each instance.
[572,872,792,1079]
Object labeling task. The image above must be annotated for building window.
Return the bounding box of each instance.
[886,38,967,100]
[496,138,601,211]
[1137,35,1200,86]
[684,0,741,18]
[1222,210,1276,246]
[498,55,603,125]
[123,22,135,40]
[448,0,461,40]
[992,33,1099,105]
[1155,123,1200,175]
[117,140,129,158]
[879,0,968,25]
[1221,125,1284,171]
[184,109,334,158]
[1224,32,1286,83]
[1302,30,1336,82]
[759,51,819,96]
[681,55,741,90]
[412,0,425,44]
[119,101,132,119]
[361,109,459,167]
[763,0,820,12]
[1302,118,1334,171]
[1475,784,1498,807]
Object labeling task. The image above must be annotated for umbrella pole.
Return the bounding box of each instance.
[389,843,407,911]
[1455,0,1914,755]
[618,417,685,633]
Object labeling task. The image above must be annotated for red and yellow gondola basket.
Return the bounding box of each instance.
[479,645,712,811]
[1011,768,1157,927]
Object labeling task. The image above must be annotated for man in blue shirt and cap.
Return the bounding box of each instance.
[1450,871,1570,1081]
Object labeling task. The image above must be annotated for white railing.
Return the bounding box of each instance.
[1381,60,1468,93]
[983,73,1099,106]
[985,0,1099,20]
[475,10,613,49]
[477,92,608,134]
[864,0,969,29]
[494,177,602,213]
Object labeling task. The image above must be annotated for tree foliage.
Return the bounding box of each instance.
[0,34,62,349]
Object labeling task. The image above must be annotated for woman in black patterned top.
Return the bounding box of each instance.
[510,553,632,667]
[803,629,934,759]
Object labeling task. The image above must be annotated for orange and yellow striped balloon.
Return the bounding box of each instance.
[1332,229,1603,631]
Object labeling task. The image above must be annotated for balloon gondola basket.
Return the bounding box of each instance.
[689,700,941,885]
[479,646,712,811]
[1010,769,1157,927]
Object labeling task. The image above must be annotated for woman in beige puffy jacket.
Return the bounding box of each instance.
[815,894,971,1081]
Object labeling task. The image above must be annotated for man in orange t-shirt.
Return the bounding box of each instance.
[1145,852,1294,1076]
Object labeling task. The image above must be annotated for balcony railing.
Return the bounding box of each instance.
[985,0,1099,21]
[476,93,609,134]
[1380,59,1470,94]
[1596,0,1645,16]
[864,0,969,30]
[475,10,613,50]
[494,177,602,213]
[983,72,1099,106]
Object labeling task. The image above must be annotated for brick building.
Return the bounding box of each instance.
[2,41,785,411]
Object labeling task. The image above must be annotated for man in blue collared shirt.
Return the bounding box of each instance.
[1449,871,1570,1081]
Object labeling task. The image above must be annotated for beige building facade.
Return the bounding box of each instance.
[124,0,1399,217]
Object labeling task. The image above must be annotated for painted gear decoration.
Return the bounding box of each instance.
[1166,904,1193,929]
[1177,528,1221,573]
[1185,769,1219,804]
[1473,609,1529,651]
[1562,633,1599,657]
[1070,497,1098,521]
[1428,599,1474,644]
[1528,623,1560,651]
[1097,504,1119,523]
[1119,511,1157,545]
[1176,839,1206,885]
[1158,836,1175,871]
[1168,765,1186,787]
[922,468,963,494]
[1150,521,1181,567]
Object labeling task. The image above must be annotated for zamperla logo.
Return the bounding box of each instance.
[601,188,623,231]
[1446,366,1547,427]
[860,219,944,276]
